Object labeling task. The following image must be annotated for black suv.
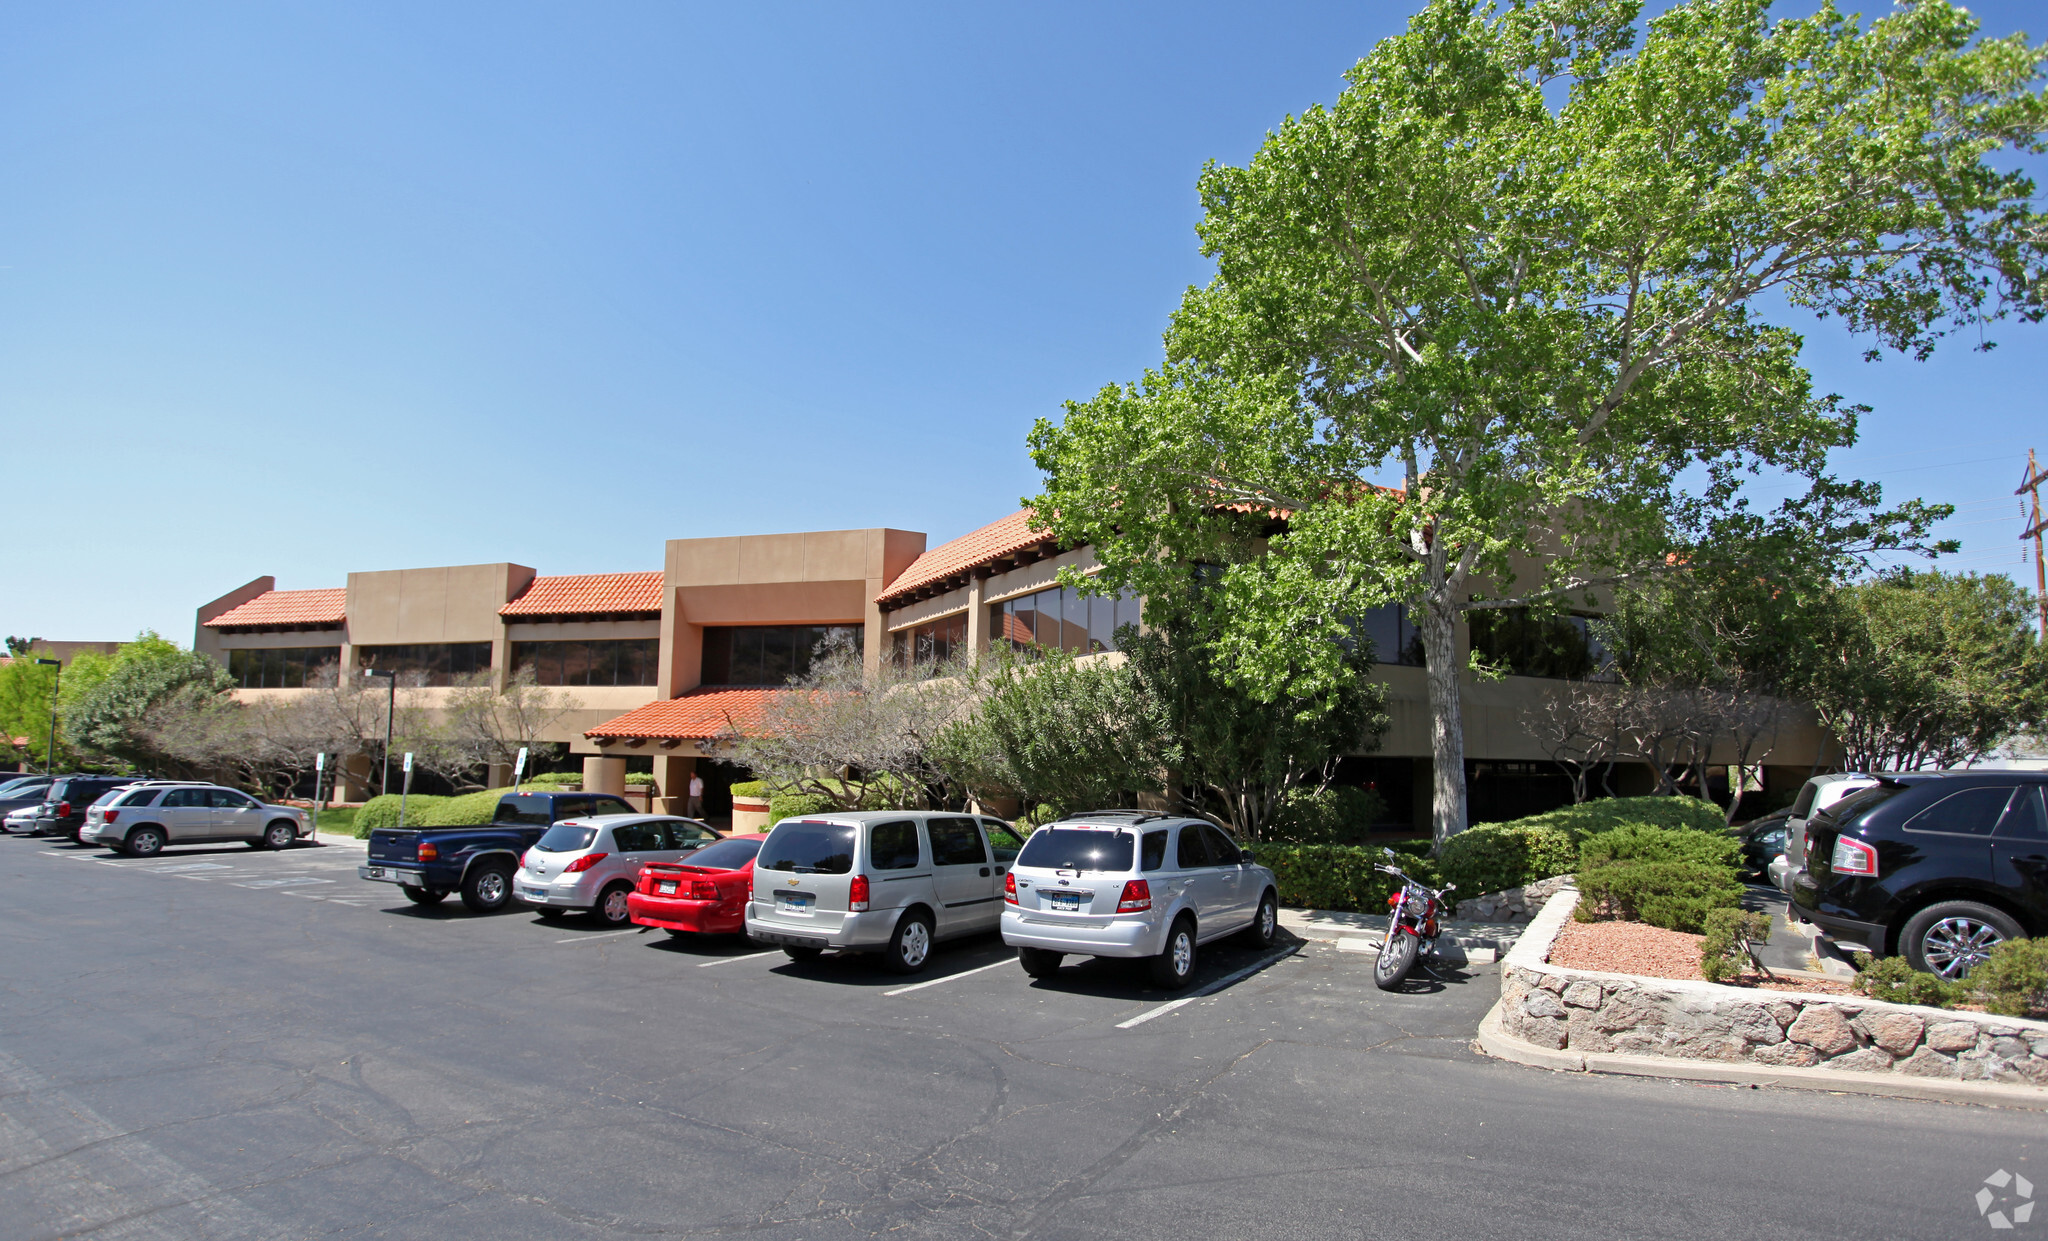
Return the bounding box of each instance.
[1791,772,2047,980]
[34,775,143,841]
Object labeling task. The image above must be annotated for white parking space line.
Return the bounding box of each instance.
[697,949,782,967]
[882,958,1014,996]
[1115,945,1301,1030]
[555,928,646,944]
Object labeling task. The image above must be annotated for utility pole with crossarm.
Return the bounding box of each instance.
[2018,448,2048,642]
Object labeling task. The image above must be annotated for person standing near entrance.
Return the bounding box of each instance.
[686,771,704,818]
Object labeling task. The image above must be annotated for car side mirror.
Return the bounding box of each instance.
[1240,846,1256,863]
[1382,847,1397,860]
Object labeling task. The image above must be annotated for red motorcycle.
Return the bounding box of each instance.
[1372,848,1456,990]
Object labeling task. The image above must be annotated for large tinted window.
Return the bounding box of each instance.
[1141,830,1169,871]
[116,788,162,807]
[355,643,493,687]
[162,788,208,808]
[982,820,1024,863]
[701,626,863,686]
[1203,825,1242,865]
[1996,787,2048,841]
[226,646,342,688]
[929,818,988,866]
[1353,603,1426,667]
[686,838,763,870]
[892,613,968,667]
[1019,827,1135,873]
[1466,609,1609,680]
[1176,826,1212,868]
[762,821,857,874]
[611,822,665,852]
[869,821,922,870]
[1905,787,2015,837]
[511,639,658,687]
[991,586,1140,657]
[209,789,258,808]
[1791,781,1820,818]
[535,825,598,852]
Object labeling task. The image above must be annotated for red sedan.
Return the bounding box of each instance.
[629,836,762,936]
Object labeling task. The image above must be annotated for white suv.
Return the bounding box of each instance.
[1000,812,1278,989]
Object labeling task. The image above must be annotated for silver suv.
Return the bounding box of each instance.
[79,782,308,856]
[746,811,1024,974]
[1001,812,1278,989]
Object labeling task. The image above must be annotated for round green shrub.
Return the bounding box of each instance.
[1579,823,1743,872]
[1268,785,1390,844]
[1256,843,1440,914]
[1437,823,1579,897]
[1972,937,2048,1018]
[768,792,837,824]
[729,780,767,800]
[1573,859,1744,933]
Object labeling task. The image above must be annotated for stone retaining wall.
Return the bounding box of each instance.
[1501,890,2048,1087]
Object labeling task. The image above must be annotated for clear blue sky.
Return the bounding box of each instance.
[3,2,2043,643]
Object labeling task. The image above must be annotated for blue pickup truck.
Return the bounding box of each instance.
[358,791,636,912]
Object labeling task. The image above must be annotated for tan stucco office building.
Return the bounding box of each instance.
[197,509,1837,826]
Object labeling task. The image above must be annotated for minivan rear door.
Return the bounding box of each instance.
[753,819,860,936]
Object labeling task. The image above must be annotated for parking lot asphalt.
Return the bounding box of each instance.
[3,835,2041,1240]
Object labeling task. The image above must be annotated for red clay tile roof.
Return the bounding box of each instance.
[584,687,800,740]
[204,588,347,629]
[501,572,665,618]
[876,509,1056,607]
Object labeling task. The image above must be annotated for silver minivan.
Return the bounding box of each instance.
[745,811,1025,973]
[1000,813,1279,989]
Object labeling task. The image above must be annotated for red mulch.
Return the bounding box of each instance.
[1549,918,1853,995]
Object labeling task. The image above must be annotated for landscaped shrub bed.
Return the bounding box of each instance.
[1257,841,1438,914]
[1573,823,1745,932]
[1438,796,1732,900]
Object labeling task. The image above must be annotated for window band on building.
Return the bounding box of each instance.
[511,638,658,686]
[990,585,1139,656]
[1465,607,1611,680]
[354,642,494,686]
[227,646,342,689]
[700,625,862,686]
[892,612,967,666]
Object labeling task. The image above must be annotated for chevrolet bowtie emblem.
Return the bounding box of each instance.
[787,879,800,887]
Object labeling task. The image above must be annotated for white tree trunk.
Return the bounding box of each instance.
[1419,590,1468,851]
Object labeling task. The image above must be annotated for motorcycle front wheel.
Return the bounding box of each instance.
[1372,929,1419,991]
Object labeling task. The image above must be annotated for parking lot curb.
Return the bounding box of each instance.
[1476,999,2048,1110]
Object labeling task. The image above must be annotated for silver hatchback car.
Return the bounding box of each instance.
[1000,812,1279,989]
[514,814,722,925]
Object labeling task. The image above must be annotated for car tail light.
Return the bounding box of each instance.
[417,842,439,862]
[521,849,534,870]
[1831,837,1878,877]
[103,810,119,824]
[850,874,870,912]
[691,880,720,900]
[56,803,70,818]
[1004,872,1018,905]
[1116,879,1151,913]
[563,852,608,874]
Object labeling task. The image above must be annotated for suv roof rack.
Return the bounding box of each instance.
[1066,809,1174,825]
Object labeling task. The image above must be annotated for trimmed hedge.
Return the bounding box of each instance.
[1257,842,1439,915]
[1574,824,1745,933]
[729,780,767,800]
[352,794,452,835]
[769,792,837,823]
[1437,796,1732,898]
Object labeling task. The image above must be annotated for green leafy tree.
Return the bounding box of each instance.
[66,638,235,770]
[1029,0,2041,848]
[1803,569,2048,770]
[0,657,63,769]
[933,648,1167,818]
[1121,612,1389,841]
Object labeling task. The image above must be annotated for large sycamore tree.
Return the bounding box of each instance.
[1030,0,2047,847]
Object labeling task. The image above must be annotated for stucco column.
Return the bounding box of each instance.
[965,576,987,663]
[584,756,627,797]
[654,753,696,815]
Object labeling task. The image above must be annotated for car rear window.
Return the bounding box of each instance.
[535,825,598,853]
[685,838,762,870]
[1819,784,1902,826]
[495,795,553,825]
[1790,781,1820,818]
[762,821,856,874]
[1019,827,1135,873]
[116,788,162,807]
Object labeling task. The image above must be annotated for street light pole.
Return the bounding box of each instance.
[34,658,61,774]
[363,668,396,797]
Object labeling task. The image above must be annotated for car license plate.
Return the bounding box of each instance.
[1046,894,1083,912]
[363,866,395,881]
[656,880,677,894]
[521,887,548,901]
[777,893,813,913]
